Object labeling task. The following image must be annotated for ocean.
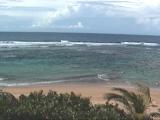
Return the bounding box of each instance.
[0,32,160,86]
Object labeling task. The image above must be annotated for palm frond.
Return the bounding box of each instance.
[135,83,151,104]
[112,88,136,102]
[104,84,153,119]
[130,94,147,113]
[111,88,147,113]
[104,93,132,112]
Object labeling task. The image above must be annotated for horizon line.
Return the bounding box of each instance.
[0,31,159,37]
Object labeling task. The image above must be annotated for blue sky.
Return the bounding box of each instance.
[1,0,160,35]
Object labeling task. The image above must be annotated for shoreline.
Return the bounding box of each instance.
[1,73,160,88]
[1,81,160,106]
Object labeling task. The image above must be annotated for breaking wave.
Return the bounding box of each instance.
[121,42,159,46]
[0,40,159,48]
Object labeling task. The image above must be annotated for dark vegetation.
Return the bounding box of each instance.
[0,84,159,120]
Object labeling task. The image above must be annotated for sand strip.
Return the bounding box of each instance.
[1,82,160,106]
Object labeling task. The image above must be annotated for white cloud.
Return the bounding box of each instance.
[68,22,84,29]
[32,2,81,27]
[32,8,71,27]
[97,0,160,26]
[1,0,160,31]
[42,22,84,29]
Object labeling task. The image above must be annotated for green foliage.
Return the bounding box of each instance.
[2,91,93,120]
[104,83,160,120]
[92,103,130,120]
[0,90,130,120]
[0,86,158,120]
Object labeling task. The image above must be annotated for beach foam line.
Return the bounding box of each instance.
[0,78,5,81]
[0,80,69,87]
[97,74,109,81]
[0,40,159,48]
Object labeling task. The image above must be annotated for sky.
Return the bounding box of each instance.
[0,0,160,35]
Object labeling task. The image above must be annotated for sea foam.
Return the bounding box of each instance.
[0,80,68,87]
[0,40,159,48]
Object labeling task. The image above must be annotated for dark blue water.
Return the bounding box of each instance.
[0,32,160,43]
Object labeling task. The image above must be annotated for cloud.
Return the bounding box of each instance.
[98,0,160,26]
[38,22,84,29]
[68,22,84,29]
[32,5,77,27]
[31,0,160,28]
[1,0,160,33]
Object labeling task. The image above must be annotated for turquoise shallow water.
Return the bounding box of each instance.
[0,32,160,86]
[0,46,160,86]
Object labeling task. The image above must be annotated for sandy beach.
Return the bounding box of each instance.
[1,81,160,106]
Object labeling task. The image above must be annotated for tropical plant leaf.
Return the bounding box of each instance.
[104,93,133,113]
[104,84,153,120]
[135,83,152,104]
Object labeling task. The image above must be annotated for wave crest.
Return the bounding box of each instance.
[0,40,159,48]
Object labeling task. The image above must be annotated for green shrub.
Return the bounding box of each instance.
[91,103,131,120]
[0,90,156,120]
[0,91,93,120]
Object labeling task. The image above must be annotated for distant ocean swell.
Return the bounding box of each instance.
[0,40,159,48]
